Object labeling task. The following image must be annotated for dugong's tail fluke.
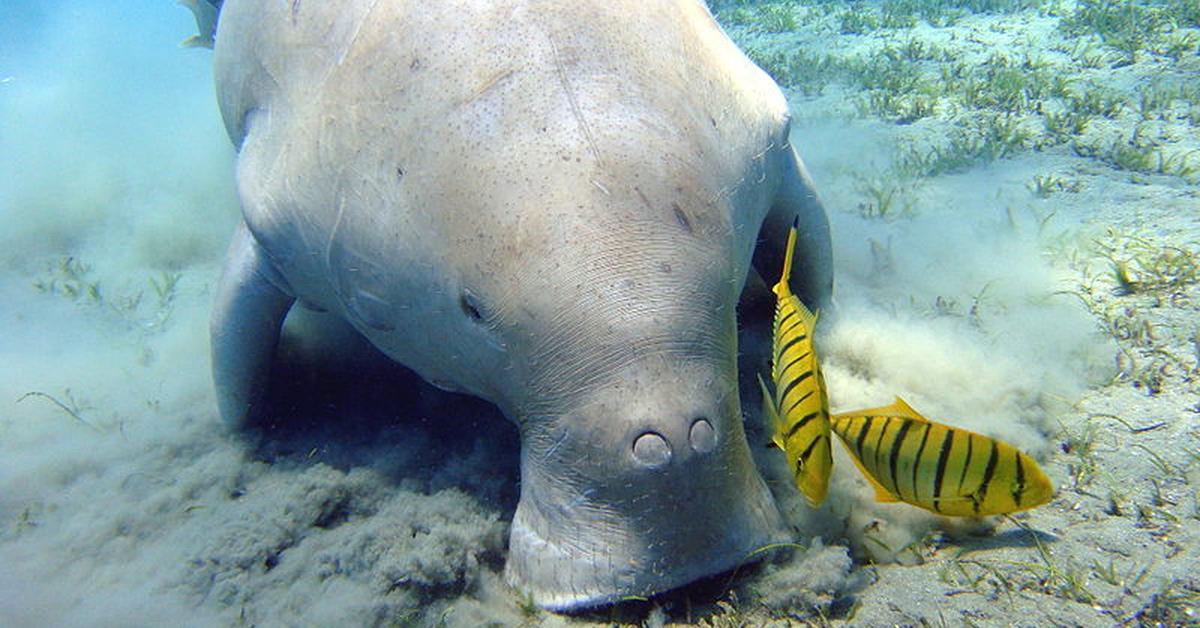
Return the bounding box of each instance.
[178,0,222,49]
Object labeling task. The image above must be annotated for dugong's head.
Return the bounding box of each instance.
[360,158,791,610]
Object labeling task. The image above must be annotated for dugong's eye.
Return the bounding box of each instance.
[460,289,486,323]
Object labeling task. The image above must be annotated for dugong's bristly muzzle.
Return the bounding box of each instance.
[504,358,789,611]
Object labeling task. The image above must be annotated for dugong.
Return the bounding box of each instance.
[210,0,833,611]
[178,0,222,49]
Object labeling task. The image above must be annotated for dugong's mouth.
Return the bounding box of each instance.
[500,363,789,611]
[505,476,786,611]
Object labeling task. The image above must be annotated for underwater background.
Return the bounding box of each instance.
[1,1,1197,625]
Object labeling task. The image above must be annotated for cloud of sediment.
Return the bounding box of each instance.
[767,119,1114,562]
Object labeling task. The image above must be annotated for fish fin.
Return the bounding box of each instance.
[774,217,800,299]
[860,467,898,503]
[872,484,899,503]
[758,374,785,449]
[834,435,898,503]
[788,294,820,333]
[831,397,931,424]
[888,396,929,421]
[799,476,830,507]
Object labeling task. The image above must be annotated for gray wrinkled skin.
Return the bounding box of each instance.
[210,0,833,611]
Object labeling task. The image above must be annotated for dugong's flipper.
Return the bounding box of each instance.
[211,221,295,428]
[753,144,834,315]
[178,0,221,49]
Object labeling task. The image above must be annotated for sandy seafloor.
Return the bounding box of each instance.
[1,1,1198,626]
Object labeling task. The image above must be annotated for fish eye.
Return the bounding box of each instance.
[460,290,485,322]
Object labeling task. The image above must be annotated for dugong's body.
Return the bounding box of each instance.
[210,0,833,610]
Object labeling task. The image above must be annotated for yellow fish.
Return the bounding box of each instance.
[759,216,833,507]
[831,398,1054,516]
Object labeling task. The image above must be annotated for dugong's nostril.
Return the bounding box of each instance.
[689,418,716,453]
[632,431,672,468]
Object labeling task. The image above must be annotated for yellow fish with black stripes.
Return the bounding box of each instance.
[831,397,1054,516]
[758,216,833,507]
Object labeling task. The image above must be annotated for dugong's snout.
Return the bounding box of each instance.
[505,359,789,611]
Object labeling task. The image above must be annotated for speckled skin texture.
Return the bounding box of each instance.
[209,0,832,610]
